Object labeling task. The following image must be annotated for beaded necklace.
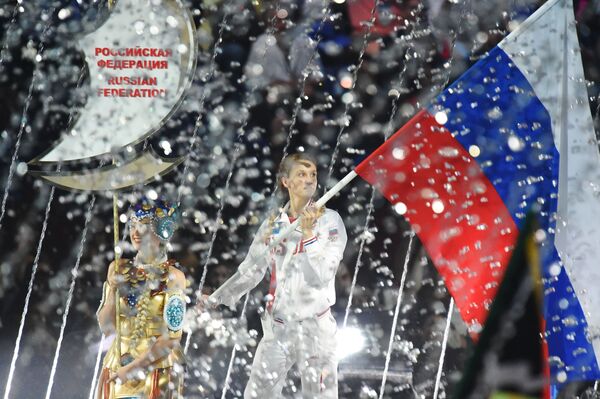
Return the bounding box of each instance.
[119,256,172,349]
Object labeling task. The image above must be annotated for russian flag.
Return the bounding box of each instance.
[354,0,600,384]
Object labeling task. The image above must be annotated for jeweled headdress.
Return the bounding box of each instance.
[129,197,179,241]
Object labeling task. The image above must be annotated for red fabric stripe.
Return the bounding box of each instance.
[149,369,160,399]
[541,318,551,399]
[302,236,317,246]
[168,368,174,399]
[99,368,110,399]
[320,372,324,392]
[294,239,306,255]
[355,109,518,336]
[267,260,277,312]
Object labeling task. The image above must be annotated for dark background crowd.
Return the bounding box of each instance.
[1,0,599,397]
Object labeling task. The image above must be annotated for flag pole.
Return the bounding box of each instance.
[315,171,358,208]
[113,192,122,359]
[112,156,122,391]
[108,0,120,384]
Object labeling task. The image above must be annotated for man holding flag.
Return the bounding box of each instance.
[204,153,347,398]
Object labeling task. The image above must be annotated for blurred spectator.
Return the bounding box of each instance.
[244,0,322,90]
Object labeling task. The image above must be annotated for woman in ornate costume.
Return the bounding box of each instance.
[96,197,187,399]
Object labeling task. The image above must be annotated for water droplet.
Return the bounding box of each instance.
[147,189,158,200]
[342,92,354,104]
[438,146,459,158]
[276,9,288,19]
[487,106,503,120]
[508,135,525,152]
[392,147,407,160]
[394,202,407,215]
[339,77,353,90]
[134,20,145,34]
[469,145,481,157]
[432,199,444,214]
[394,172,406,182]
[469,322,482,334]
[196,174,210,188]
[434,111,448,124]
[16,162,27,176]
[549,262,561,276]
[534,229,547,242]
[177,44,188,54]
[58,8,71,20]
[166,15,178,28]
[265,35,276,46]
[559,299,569,310]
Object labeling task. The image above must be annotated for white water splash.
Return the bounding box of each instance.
[378,232,414,399]
[45,195,96,399]
[87,334,106,399]
[2,185,56,399]
[220,293,251,399]
[433,298,455,399]
[0,11,54,230]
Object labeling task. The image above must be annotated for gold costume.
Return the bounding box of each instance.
[97,259,186,399]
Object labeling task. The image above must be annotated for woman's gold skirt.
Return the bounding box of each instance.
[96,364,184,399]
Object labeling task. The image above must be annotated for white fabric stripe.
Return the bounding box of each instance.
[499,0,600,365]
[498,0,564,150]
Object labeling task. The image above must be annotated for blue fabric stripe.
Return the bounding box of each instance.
[428,46,599,381]
[304,237,318,246]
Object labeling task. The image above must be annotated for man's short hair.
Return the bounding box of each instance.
[277,152,318,192]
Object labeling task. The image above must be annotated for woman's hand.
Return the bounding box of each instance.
[107,364,136,384]
[106,260,127,289]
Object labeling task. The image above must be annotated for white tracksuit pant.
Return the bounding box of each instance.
[244,311,338,399]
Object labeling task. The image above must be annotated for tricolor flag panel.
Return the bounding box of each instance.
[355,0,600,383]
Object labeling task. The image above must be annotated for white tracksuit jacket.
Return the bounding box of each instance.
[209,206,347,322]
